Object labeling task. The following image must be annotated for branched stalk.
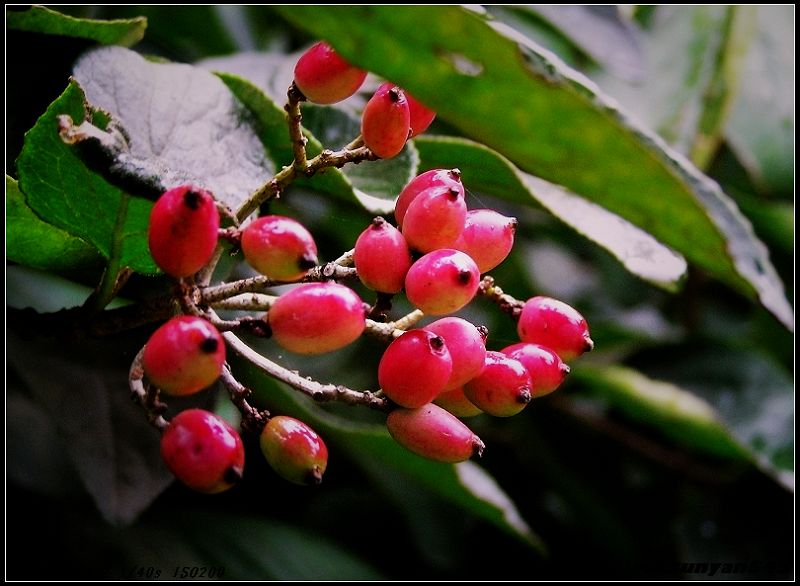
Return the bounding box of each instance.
[128,346,169,431]
[286,82,308,173]
[478,276,524,319]
[219,365,271,435]
[222,330,390,411]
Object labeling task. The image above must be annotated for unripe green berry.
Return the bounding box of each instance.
[260,416,328,485]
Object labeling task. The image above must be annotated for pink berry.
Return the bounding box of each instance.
[405,249,480,315]
[425,317,487,390]
[293,41,367,104]
[143,316,225,396]
[160,409,245,494]
[378,330,453,408]
[241,215,318,281]
[361,83,411,159]
[501,343,570,398]
[353,217,413,293]
[464,351,532,417]
[148,185,220,278]
[434,386,483,418]
[406,92,436,137]
[517,296,594,361]
[268,283,366,354]
[401,185,467,253]
[260,416,328,485]
[387,404,484,463]
[453,209,517,273]
[395,168,463,228]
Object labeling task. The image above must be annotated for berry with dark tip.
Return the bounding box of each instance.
[395,168,463,228]
[143,316,225,396]
[268,283,366,354]
[148,185,220,278]
[354,217,413,294]
[453,209,517,273]
[501,342,570,398]
[378,330,453,408]
[464,351,532,417]
[517,296,594,361]
[160,409,245,494]
[401,185,467,253]
[426,317,487,390]
[387,403,485,462]
[260,416,328,486]
[405,249,480,315]
[361,83,411,159]
[241,215,318,281]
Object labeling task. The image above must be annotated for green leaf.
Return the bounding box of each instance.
[726,5,794,195]
[274,6,792,329]
[416,136,687,290]
[231,352,544,552]
[209,60,418,215]
[16,81,158,275]
[6,5,146,47]
[573,362,794,488]
[515,6,645,82]
[573,365,751,461]
[6,175,102,273]
[71,46,274,211]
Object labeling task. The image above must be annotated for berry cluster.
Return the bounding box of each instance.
[131,41,593,494]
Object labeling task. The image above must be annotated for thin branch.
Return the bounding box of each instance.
[128,346,169,431]
[477,275,524,320]
[222,330,390,411]
[219,365,271,435]
[364,309,426,342]
[286,82,308,173]
[210,293,276,312]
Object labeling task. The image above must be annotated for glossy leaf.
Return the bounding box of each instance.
[274,5,792,329]
[416,136,687,290]
[15,81,157,275]
[6,175,102,273]
[71,46,273,211]
[6,5,146,47]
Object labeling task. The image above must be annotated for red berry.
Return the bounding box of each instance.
[260,416,328,485]
[143,316,225,396]
[425,317,487,390]
[241,215,318,281]
[293,41,367,104]
[501,343,570,398]
[401,185,467,253]
[148,185,220,278]
[361,83,411,159]
[406,92,436,137]
[405,249,480,315]
[464,351,532,417]
[395,168,463,228]
[160,409,245,494]
[387,404,484,462]
[453,209,517,273]
[434,386,483,418]
[378,330,453,408]
[517,296,594,361]
[268,283,366,354]
[354,217,413,293]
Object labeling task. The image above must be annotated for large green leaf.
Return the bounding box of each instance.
[71,46,273,211]
[16,81,157,275]
[228,344,544,552]
[207,58,418,215]
[6,5,146,47]
[573,361,793,488]
[726,5,794,195]
[416,136,687,290]
[274,5,792,329]
[6,175,102,273]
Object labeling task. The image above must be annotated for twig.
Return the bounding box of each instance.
[477,276,524,319]
[285,82,308,173]
[364,309,426,342]
[219,365,271,435]
[222,330,389,411]
[128,346,169,431]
